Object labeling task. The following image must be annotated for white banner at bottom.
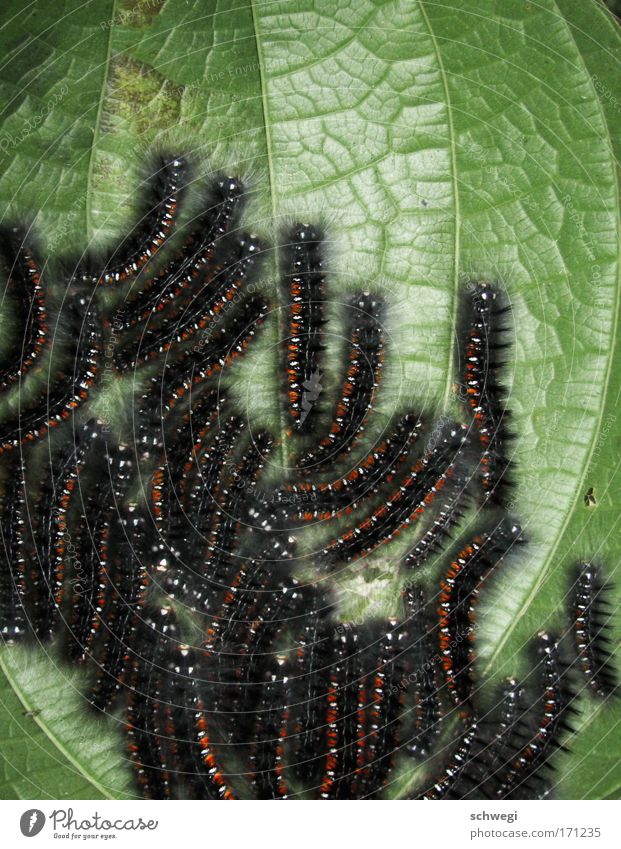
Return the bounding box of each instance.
[0,799,619,849]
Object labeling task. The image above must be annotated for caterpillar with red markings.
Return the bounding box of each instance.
[0,455,28,643]
[228,563,312,689]
[74,156,188,287]
[204,519,303,751]
[415,712,479,799]
[148,390,225,551]
[126,611,228,800]
[30,419,101,641]
[0,293,102,454]
[64,436,134,668]
[125,605,179,799]
[402,458,473,573]
[459,282,513,503]
[134,294,267,460]
[322,421,468,565]
[348,621,408,799]
[288,614,334,789]
[438,518,522,706]
[156,639,225,799]
[115,235,265,370]
[324,626,363,800]
[412,636,573,800]
[150,393,229,524]
[115,175,245,333]
[319,638,344,800]
[201,430,276,643]
[231,513,309,624]
[401,584,443,762]
[159,414,245,612]
[571,562,618,698]
[444,677,528,799]
[62,433,115,665]
[0,226,48,392]
[492,633,575,800]
[281,223,326,434]
[298,293,385,471]
[294,624,363,800]
[193,647,238,799]
[87,443,150,711]
[157,641,219,800]
[286,412,424,522]
[208,431,276,543]
[250,654,290,799]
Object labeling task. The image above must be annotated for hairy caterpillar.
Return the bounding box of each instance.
[77,157,188,287]
[281,223,326,434]
[0,226,48,392]
[459,283,512,502]
[438,518,522,706]
[115,174,245,331]
[0,294,101,454]
[322,422,468,565]
[571,562,618,698]
[287,413,423,522]
[299,293,385,471]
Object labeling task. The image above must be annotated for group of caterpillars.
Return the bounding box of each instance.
[0,154,617,800]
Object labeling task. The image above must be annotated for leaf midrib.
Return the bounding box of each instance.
[419,0,461,411]
[85,0,118,244]
[250,0,290,466]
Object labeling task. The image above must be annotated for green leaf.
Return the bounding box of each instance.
[0,0,620,800]
[0,649,132,799]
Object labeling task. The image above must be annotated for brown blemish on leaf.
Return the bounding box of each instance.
[104,55,183,137]
[118,0,166,29]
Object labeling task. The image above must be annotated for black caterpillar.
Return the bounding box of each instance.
[570,562,618,698]
[0,158,610,801]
